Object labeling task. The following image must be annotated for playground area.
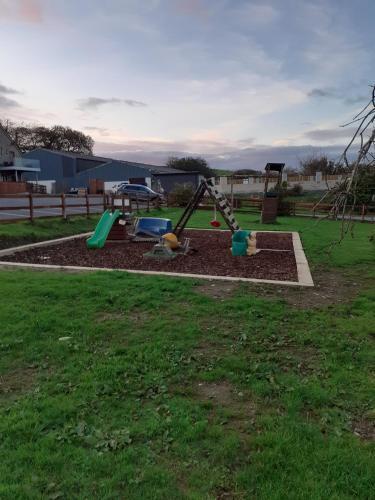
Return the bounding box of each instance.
[0,178,314,285]
[1,229,302,282]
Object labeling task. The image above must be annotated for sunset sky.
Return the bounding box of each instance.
[1,0,374,169]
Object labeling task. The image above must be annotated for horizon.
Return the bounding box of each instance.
[1,0,374,169]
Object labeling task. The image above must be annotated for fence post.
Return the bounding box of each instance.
[361,204,366,222]
[121,195,125,214]
[29,193,34,223]
[147,196,150,212]
[136,194,139,213]
[61,193,66,219]
[103,192,107,211]
[85,194,90,218]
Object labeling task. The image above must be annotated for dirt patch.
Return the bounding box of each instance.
[352,417,375,441]
[0,366,38,397]
[96,312,125,322]
[196,381,235,406]
[243,266,372,309]
[272,343,321,375]
[127,310,152,325]
[193,341,229,358]
[3,230,299,282]
[215,487,243,499]
[195,381,257,436]
[195,281,240,300]
[96,310,150,325]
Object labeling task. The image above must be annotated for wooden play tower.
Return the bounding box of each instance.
[261,162,285,224]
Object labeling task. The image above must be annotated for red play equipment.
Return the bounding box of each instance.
[210,205,221,227]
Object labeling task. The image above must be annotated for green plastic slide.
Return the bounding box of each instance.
[86,209,121,249]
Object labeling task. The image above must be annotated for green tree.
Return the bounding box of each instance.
[0,120,94,155]
[352,166,375,205]
[166,156,213,178]
[299,155,335,175]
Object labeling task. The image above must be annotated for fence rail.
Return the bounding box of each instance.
[195,196,374,221]
[0,193,161,223]
[0,193,373,223]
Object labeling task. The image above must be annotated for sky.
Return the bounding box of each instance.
[0,0,374,169]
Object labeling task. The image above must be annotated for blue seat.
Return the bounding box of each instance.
[134,217,172,239]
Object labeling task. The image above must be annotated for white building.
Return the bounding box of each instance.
[216,172,345,195]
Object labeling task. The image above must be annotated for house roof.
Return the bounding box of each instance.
[26,148,184,174]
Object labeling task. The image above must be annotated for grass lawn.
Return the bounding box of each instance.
[0,212,374,499]
[0,216,100,250]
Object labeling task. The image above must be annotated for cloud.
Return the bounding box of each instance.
[77,97,147,110]
[307,87,371,107]
[307,87,338,98]
[0,0,43,23]
[19,0,43,23]
[0,95,20,108]
[0,81,22,108]
[94,140,349,170]
[175,0,208,17]
[84,126,110,136]
[0,83,21,95]
[234,3,279,26]
[303,127,357,141]
[344,95,369,105]
[237,137,255,146]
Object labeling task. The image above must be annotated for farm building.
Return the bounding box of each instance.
[23,149,201,194]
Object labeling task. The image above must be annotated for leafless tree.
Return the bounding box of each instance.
[315,84,375,241]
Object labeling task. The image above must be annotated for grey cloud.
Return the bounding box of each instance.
[307,87,338,98]
[0,82,22,108]
[308,87,371,106]
[344,95,369,105]
[0,95,20,108]
[236,137,255,146]
[304,127,357,141]
[0,83,22,95]
[77,97,147,110]
[95,141,350,170]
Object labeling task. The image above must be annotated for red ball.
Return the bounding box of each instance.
[210,220,221,227]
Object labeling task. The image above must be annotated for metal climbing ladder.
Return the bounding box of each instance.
[174,178,240,237]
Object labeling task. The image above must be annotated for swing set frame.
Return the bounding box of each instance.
[173,178,240,238]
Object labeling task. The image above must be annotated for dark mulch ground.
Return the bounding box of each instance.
[4,230,298,282]
[256,231,294,251]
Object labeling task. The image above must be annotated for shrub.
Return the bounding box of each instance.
[168,183,195,207]
[288,183,304,196]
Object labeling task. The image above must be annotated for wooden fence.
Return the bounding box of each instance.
[197,196,374,221]
[0,192,373,223]
[0,193,161,223]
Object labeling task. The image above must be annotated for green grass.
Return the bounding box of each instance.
[0,216,100,249]
[0,211,374,498]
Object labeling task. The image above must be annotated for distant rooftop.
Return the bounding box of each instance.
[25,148,184,174]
